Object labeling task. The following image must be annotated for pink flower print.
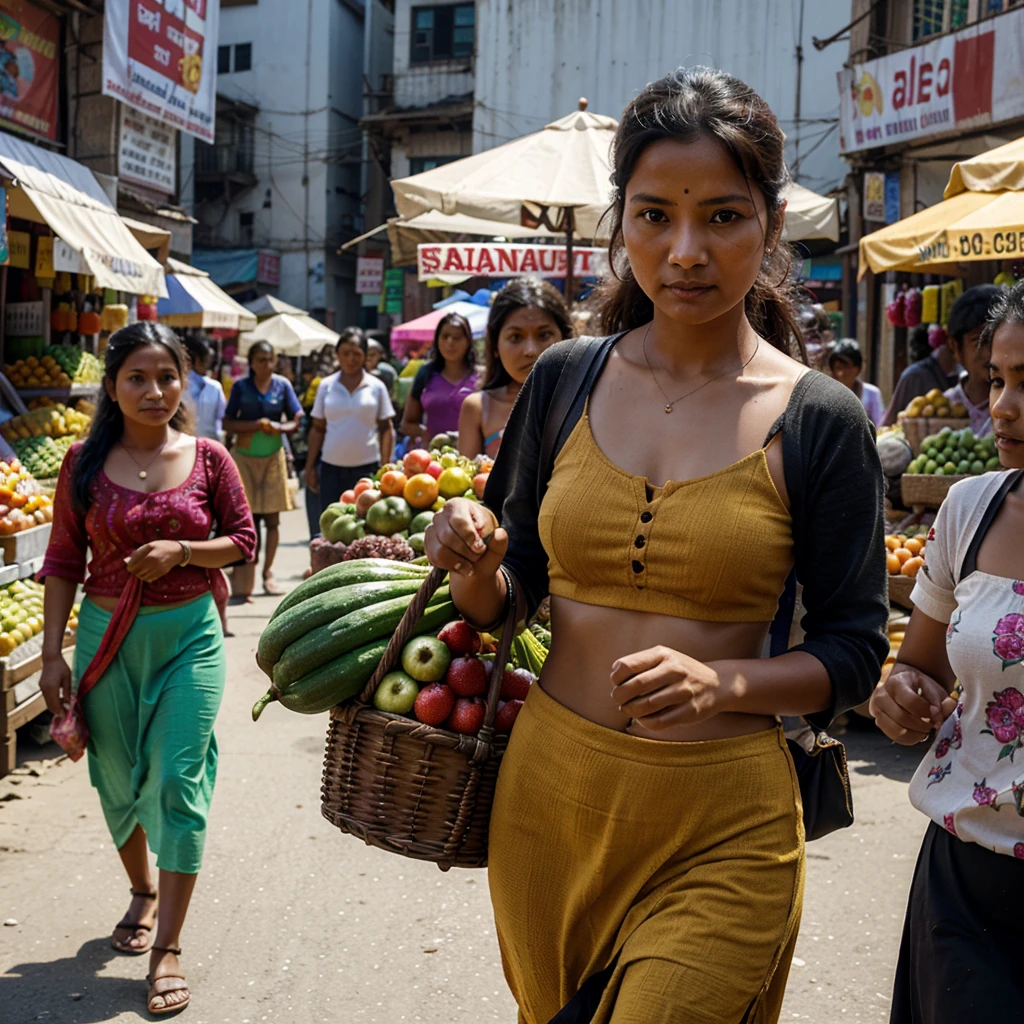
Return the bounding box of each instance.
[943,812,957,836]
[935,718,962,759]
[927,527,936,541]
[995,613,1024,636]
[1016,842,1024,859]
[972,779,999,808]
[993,613,1024,668]
[984,688,1024,744]
[1014,581,1024,596]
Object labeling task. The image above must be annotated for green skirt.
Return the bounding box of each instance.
[74,593,225,874]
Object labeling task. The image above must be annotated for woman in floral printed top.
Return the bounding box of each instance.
[871,282,1024,1024]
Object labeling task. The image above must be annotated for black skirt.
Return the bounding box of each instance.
[891,821,1024,1024]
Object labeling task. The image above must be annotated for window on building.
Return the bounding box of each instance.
[239,211,254,246]
[217,45,231,75]
[409,155,460,174]
[234,43,252,72]
[912,0,976,39]
[410,4,474,64]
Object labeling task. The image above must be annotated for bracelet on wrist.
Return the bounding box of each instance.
[178,540,192,567]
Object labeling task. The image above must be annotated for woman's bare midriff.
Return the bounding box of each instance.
[88,593,206,614]
[539,596,777,742]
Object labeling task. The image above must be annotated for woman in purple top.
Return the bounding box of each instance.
[401,312,478,442]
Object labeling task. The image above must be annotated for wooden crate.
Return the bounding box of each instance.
[897,415,970,455]
[901,473,968,509]
[888,574,916,610]
[0,633,74,778]
[0,523,51,566]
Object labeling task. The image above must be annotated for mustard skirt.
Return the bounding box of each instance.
[488,684,805,1024]
[231,447,294,516]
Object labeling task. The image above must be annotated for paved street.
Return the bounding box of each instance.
[1,502,926,1024]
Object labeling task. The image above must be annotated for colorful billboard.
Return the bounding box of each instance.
[838,6,1023,154]
[0,1,59,142]
[102,0,218,144]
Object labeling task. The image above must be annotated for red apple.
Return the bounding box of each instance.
[446,656,488,697]
[494,699,524,732]
[447,697,486,735]
[472,473,489,500]
[438,620,481,656]
[403,448,433,476]
[500,668,534,701]
[414,682,455,726]
[341,489,356,504]
[425,461,443,480]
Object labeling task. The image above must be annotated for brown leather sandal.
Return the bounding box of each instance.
[111,888,157,955]
[147,945,191,1015]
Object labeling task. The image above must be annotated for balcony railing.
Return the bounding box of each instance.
[195,143,255,179]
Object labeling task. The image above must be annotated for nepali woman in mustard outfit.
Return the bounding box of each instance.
[424,68,888,1024]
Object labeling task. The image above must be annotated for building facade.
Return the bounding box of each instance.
[192,0,370,324]
[840,0,1024,399]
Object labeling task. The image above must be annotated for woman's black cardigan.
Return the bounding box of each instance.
[482,335,890,730]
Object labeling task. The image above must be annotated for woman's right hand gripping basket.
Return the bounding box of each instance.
[251,555,549,870]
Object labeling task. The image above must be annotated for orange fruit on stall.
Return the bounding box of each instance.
[904,537,924,555]
[901,556,924,577]
[379,470,409,497]
[886,552,901,575]
[894,547,913,566]
[404,473,439,510]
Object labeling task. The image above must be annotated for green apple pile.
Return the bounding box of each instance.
[0,579,77,658]
[905,427,999,477]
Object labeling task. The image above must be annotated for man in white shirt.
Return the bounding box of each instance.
[183,334,227,440]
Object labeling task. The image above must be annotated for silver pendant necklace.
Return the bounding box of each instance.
[641,325,760,413]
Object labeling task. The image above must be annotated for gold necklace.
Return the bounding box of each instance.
[119,438,172,480]
[641,325,760,413]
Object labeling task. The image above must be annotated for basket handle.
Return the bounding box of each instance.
[354,564,449,708]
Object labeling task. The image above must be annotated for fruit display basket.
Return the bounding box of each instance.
[321,566,513,871]
[901,473,968,509]
[888,574,916,610]
[897,415,970,455]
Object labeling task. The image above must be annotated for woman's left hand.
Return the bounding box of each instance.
[125,540,184,582]
[611,646,730,729]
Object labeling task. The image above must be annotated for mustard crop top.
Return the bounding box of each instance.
[537,404,794,622]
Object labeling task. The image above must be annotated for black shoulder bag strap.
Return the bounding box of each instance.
[537,335,623,497]
[959,469,1024,582]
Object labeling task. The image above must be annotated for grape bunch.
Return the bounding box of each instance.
[343,534,415,562]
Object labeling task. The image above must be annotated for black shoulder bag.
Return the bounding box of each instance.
[537,337,853,843]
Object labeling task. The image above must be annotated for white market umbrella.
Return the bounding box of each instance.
[238,312,340,358]
[244,294,309,319]
[781,182,840,243]
[392,100,616,297]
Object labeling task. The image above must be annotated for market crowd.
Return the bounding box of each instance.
[32,66,1023,1024]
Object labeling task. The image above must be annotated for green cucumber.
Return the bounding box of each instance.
[252,603,455,719]
[258,579,425,669]
[272,591,451,686]
[270,559,429,621]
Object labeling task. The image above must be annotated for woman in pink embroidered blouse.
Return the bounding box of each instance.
[39,322,256,1017]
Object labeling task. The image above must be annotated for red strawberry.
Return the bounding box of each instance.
[500,668,534,701]
[446,656,488,697]
[447,697,486,735]
[413,683,455,726]
[494,699,523,732]
[438,620,481,656]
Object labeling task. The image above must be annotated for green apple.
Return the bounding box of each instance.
[373,671,420,714]
[401,635,451,682]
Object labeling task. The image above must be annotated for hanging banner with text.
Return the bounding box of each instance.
[417,243,608,281]
[838,5,1024,154]
[119,106,177,194]
[102,0,218,144]
[0,1,60,142]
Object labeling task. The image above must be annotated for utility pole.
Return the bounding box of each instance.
[794,0,805,181]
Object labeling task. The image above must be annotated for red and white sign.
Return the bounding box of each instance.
[356,255,384,294]
[102,0,218,144]
[0,0,60,142]
[838,5,1024,154]
[417,243,608,282]
[256,250,280,286]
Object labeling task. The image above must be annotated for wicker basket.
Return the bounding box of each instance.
[888,573,916,609]
[897,415,970,455]
[900,472,968,508]
[321,565,513,871]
